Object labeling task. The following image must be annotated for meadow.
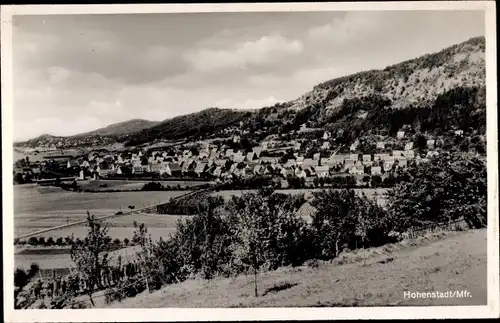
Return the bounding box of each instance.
[13,184,387,272]
[77,179,213,191]
[14,185,190,237]
[103,229,487,308]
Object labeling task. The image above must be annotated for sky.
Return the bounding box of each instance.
[12,10,485,141]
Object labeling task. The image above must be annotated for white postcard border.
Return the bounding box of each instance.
[2,1,498,321]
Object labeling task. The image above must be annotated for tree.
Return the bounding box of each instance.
[228,192,267,297]
[370,175,383,188]
[413,133,427,150]
[387,152,486,231]
[70,212,112,306]
[311,189,359,259]
[222,189,307,296]
[14,263,39,308]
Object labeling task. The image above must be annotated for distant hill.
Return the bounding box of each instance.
[16,36,485,150]
[245,36,486,144]
[75,119,160,137]
[122,108,252,147]
[286,36,485,114]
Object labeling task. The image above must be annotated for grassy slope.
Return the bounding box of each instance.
[103,229,486,308]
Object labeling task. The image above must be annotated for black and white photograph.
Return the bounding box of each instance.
[2,1,499,321]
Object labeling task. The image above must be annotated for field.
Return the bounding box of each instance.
[14,185,387,272]
[103,229,487,308]
[77,179,213,191]
[14,185,190,237]
[16,245,144,272]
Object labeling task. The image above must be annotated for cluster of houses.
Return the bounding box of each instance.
[14,127,464,184]
[51,130,446,182]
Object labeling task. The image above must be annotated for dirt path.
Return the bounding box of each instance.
[103,229,487,308]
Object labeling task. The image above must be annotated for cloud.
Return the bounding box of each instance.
[308,12,383,44]
[185,34,303,72]
[11,11,485,141]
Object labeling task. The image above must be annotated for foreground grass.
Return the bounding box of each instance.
[102,229,486,308]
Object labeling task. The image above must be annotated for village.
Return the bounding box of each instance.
[13,126,474,189]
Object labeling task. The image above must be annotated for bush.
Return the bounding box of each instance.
[56,237,64,246]
[124,238,130,246]
[38,237,46,246]
[46,237,55,246]
[387,152,486,231]
[113,238,122,246]
[28,237,38,246]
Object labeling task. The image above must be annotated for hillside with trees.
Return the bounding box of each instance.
[15,37,485,150]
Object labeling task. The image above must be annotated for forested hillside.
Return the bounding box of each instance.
[15,37,486,149]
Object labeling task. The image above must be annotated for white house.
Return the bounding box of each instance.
[427,150,439,158]
[404,142,414,151]
[321,142,331,150]
[376,141,385,149]
[284,159,297,168]
[371,166,382,175]
[349,164,364,175]
[362,154,372,163]
[315,165,330,178]
[393,150,404,158]
[383,160,395,172]
[313,153,321,161]
[349,154,359,161]
[397,131,405,139]
[323,131,331,140]
[350,141,359,152]
[397,158,408,168]
[233,135,241,143]
[329,155,345,165]
[404,150,415,159]
[454,129,464,136]
[344,159,357,168]
[427,139,435,149]
[303,158,319,168]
